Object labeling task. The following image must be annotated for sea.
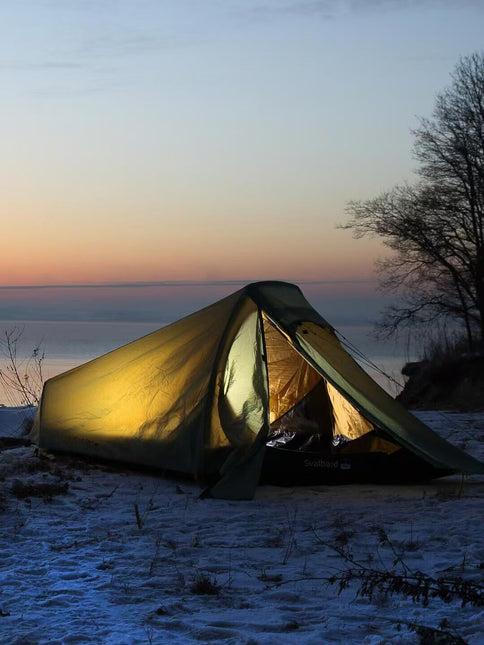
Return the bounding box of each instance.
[0,282,417,405]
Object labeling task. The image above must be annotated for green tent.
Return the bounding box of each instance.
[33,281,484,499]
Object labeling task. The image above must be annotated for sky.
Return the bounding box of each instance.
[2,0,484,290]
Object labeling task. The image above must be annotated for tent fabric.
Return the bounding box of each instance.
[35,290,242,476]
[262,315,322,423]
[326,381,374,441]
[33,281,484,499]
[293,321,483,474]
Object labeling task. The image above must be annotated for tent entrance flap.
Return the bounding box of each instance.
[218,307,268,445]
[208,303,269,499]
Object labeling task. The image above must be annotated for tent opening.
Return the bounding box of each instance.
[261,315,405,484]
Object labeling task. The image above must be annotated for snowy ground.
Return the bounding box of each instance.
[0,406,483,645]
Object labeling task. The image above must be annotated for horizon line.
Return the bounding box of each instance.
[0,278,378,290]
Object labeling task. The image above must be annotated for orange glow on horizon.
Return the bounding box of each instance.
[0,228,382,288]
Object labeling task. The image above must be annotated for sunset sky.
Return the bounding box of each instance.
[2,0,484,288]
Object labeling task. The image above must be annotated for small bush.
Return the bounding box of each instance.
[398,354,484,410]
[190,572,221,596]
[422,330,480,363]
[0,327,45,406]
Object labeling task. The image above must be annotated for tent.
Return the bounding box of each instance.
[33,281,484,499]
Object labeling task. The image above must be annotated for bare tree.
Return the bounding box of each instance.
[343,52,484,350]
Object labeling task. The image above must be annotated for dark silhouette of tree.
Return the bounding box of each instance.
[343,52,484,350]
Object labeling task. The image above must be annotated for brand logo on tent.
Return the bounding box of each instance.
[303,458,339,469]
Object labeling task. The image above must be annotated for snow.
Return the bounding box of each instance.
[0,405,37,439]
[0,407,483,645]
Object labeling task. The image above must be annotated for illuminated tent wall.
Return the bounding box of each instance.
[33,281,484,499]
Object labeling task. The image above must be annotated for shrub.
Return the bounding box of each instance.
[190,572,221,596]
